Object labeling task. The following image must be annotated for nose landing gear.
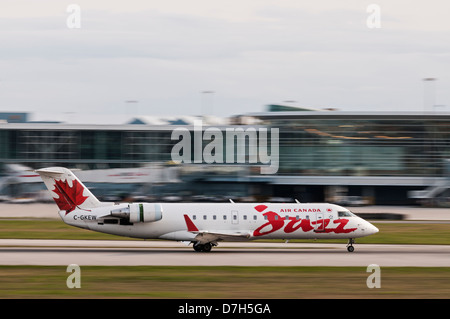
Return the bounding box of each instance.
[347,238,355,252]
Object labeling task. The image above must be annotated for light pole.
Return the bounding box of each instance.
[125,100,139,116]
[201,91,215,117]
[422,78,437,112]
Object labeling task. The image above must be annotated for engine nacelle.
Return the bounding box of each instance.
[129,203,163,223]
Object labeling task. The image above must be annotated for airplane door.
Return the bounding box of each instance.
[231,210,239,224]
[315,212,325,232]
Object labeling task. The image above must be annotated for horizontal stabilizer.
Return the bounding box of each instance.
[35,168,67,176]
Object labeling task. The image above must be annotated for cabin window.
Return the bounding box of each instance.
[296,215,300,220]
[223,215,227,220]
[193,215,196,220]
[203,215,207,220]
[213,215,217,220]
[285,215,289,220]
[253,215,257,220]
[243,215,247,220]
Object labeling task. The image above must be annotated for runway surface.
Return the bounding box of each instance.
[1,239,449,267]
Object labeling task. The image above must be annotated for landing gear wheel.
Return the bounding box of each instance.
[346,238,355,252]
[193,243,204,252]
[193,243,212,252]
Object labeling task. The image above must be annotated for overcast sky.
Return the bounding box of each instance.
[1,0,449,119]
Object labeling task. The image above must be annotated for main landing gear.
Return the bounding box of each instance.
[347,238,355,252]
[193,242,213,252]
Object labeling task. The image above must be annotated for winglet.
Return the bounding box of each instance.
[184,214,199,232]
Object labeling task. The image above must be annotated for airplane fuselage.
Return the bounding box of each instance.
[61,202,377,242]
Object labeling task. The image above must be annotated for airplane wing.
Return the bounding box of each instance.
[193,230,251,244]
[183,214,251,244]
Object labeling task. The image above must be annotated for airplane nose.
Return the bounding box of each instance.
[367,223,379,235]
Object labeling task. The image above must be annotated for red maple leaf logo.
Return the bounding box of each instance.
[51,179,89,214]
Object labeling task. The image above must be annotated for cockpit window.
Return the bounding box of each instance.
[338,211,356,217]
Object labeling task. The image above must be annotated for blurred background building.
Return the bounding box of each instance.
[1,105,449,206]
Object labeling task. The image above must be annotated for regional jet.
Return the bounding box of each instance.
[36,167,378,252]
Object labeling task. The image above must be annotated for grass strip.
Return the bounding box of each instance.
[0,266,449,299]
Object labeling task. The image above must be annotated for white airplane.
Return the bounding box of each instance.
[36,167,379,252]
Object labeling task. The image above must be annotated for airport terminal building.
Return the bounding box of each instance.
[1,108,449,205]
[251,110,450,205]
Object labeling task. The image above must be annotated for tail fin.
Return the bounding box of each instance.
[36,167,102,213]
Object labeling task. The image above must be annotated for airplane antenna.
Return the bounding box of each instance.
[295,199,301,204]
[229,199,235,204]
